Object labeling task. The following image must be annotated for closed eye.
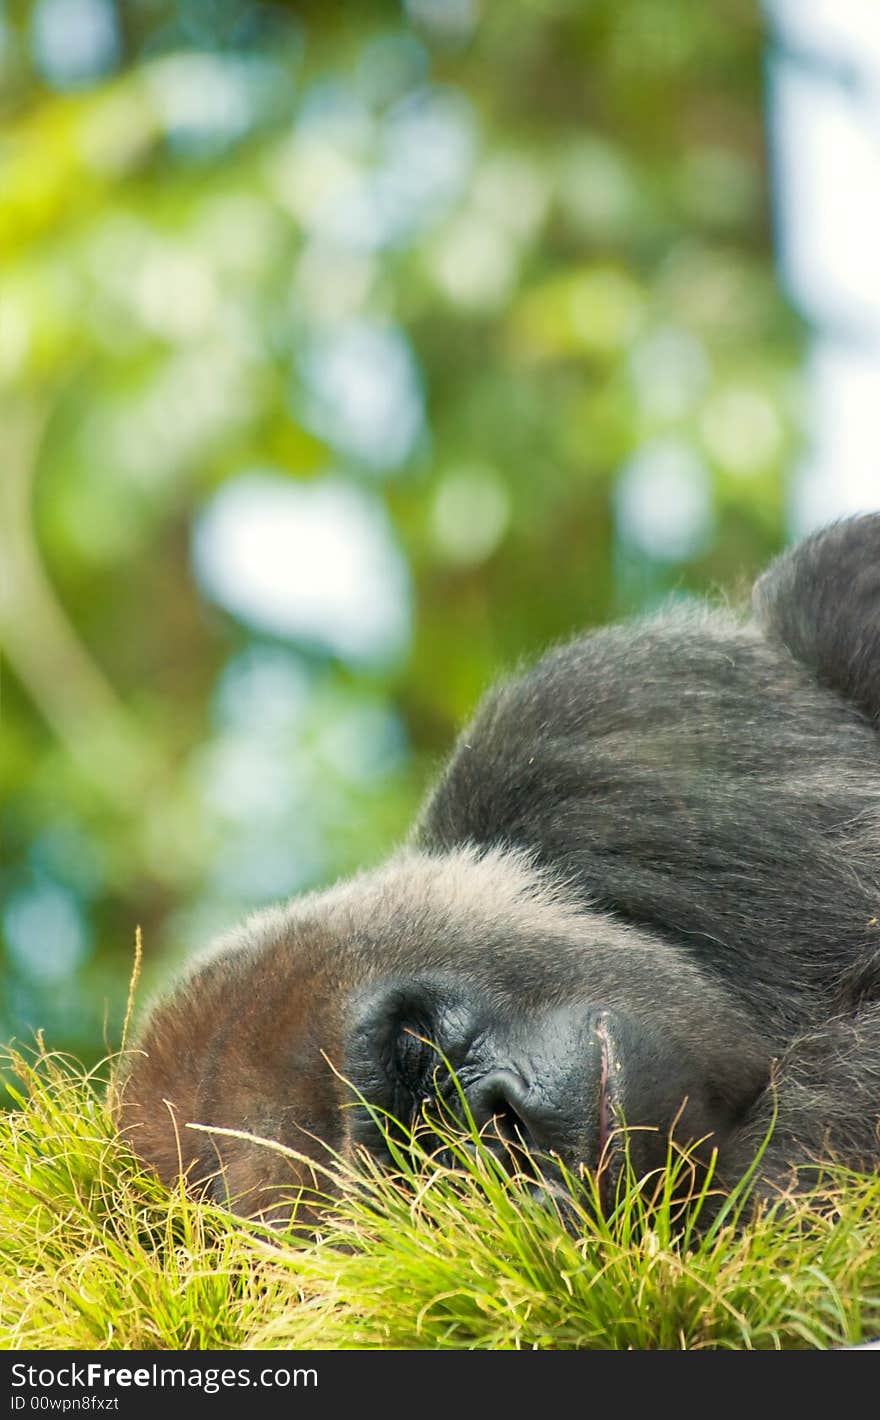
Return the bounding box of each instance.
[393,1022,436,1091]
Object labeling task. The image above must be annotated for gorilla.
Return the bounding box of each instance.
[120,515,880,1222]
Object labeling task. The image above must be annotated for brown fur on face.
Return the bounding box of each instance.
[118,921,354,1223]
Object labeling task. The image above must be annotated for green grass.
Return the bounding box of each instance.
[2,1039,879,1351]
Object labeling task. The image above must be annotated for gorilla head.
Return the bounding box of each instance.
[120,515,880,1221]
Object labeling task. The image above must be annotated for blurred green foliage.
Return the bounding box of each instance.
[0,0,802,1065]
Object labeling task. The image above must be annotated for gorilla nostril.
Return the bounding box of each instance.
[466,1068,543,1150]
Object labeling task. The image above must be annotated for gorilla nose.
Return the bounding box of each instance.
[464,1068,551,1152]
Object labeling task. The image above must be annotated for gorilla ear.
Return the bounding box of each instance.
[752,513,880,723]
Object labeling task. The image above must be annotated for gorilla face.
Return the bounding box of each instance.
[120,516,880,1221]
[122,847,771,1219]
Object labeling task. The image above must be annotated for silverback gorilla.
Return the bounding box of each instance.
[120,515,880,1221]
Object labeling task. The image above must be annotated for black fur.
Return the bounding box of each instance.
[121,515,880,1219]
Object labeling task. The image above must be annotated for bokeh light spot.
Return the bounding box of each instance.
[298,321,425,471]
[4,881,90,986]
[31,0,119,89]
[431,467,510,564]
[615,440,714,562]
[192,474,411,665]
